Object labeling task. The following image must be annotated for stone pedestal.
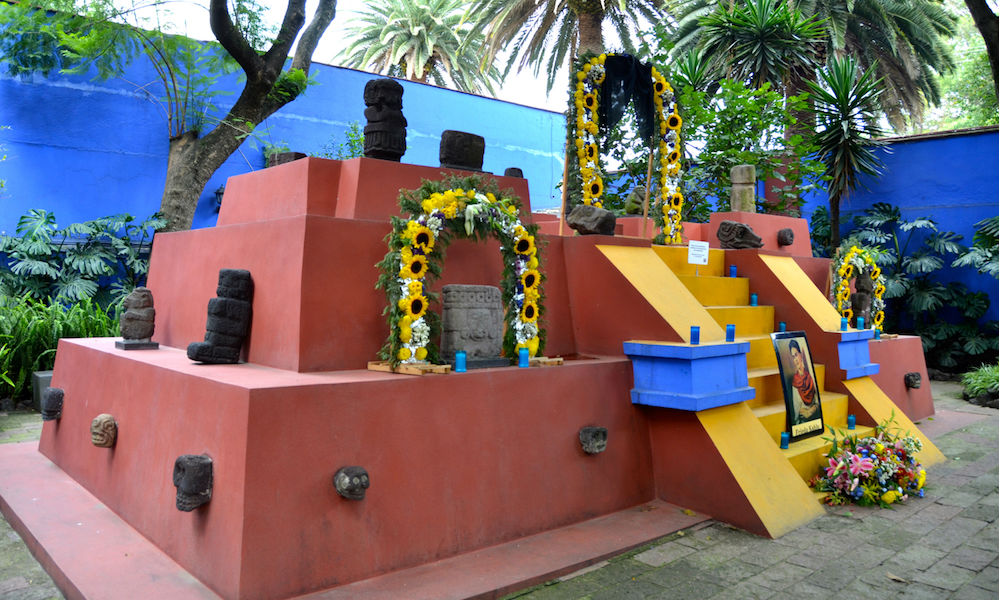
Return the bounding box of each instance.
[730,165,756,213]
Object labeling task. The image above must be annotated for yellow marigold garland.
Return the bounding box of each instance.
[831,245,887,329]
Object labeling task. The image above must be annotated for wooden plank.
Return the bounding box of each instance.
[366,361,452,375]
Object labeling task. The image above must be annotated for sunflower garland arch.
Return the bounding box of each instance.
[831,245,887,329]
[568,52,685,243]
[376,175,544,367]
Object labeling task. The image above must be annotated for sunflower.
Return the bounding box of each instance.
[666,113,682,130]
[400,254,428,279]
[667,149,680,164]
[521,269,540,290]
[670,192,683,208]
[520,301,539,323]
[586,177,603,197]
[411,224,435,253]
[873,311,885,328]
[583,93,597,111]
[842,308,854,321]
[841,263,854,279]
[871,266,881,280]
[513,232,536,255]
[401,294,428,320]
[585,143,598,160]
[874,283,886,297]
[654,79,665,94]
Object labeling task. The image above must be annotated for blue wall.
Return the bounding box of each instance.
[0,57,565,235]
[800,127,999,320]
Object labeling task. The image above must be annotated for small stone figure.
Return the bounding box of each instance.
[187,269,254,364]
[173,455,213,511]
[440,285,507,369]
[90,414,117,448]
[904,372,922,390]
[504,167,524,178]
[777,228,795,247]
[116,287,159,350]
[333,466,370,500]
[567,204,616,236]
[851,267,874,328]
[440,130,485,172]
[717,220,764,249]
[40,387,64,421]
[730,165,756,213]
[363,78,407,161]
[579,426,608,455]
[624,186,646,215]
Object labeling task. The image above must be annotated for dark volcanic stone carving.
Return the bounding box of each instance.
[567,204,616,236]
[777,228,795,247]
[334,466,370,500]
[579,426,608,455]
[363,78,407,161]
[851,267,874,328]
[441,285,505,366]
[116,287,159,350]
[504,167,524,178]
[174,454,213,511]
[187,269,254,364]
[717,220,764,249]
[40,387,63,421]
[90,413,117,448]
[904,372,922,390]
[440,130,485,172]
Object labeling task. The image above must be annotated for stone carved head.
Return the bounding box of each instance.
[904,372,922,390]
[579,426,608,455]
[90,414,117,448]
[173,454,213,512]
[333,466,370,500]
[41,387,64,421]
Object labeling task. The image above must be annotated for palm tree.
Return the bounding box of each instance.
[671,0,957,130]
[338,0,501,95]
[468,0,665,92]
[808,56,885,249]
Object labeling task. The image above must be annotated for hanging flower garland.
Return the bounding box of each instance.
[567,53,684,243]
[831,245,886,329]
[376,175,545,367]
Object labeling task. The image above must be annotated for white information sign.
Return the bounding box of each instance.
[687,240,710,265]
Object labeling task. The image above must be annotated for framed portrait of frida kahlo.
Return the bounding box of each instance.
[771,331,824,442]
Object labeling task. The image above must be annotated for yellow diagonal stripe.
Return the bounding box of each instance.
[758,254,841,331]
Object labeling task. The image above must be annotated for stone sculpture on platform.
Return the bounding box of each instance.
[363,78,407,161]
[90,414,117,448]
[40,387,63,421]
[851,267,874,328]
[567,204,616,236]
[116,287,159,350]
[504,167,523,178]
[777,228,795,247]
[187,269,254,364]
[440,130,485,171]
[730,165,756,213]
[334,466,370,500]
[717,220,764,249]
[579,426,608,455]
[173,454,213,511]
[904,372,922,390]
[440,285,508,369]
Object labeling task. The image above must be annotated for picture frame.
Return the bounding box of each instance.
[771,331,824,441]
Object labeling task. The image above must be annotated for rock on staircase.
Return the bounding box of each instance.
[652,246,873,484]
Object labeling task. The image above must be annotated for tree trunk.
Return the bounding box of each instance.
[576,11,603,55]
[829,192,841,251]
[964,0,999,94]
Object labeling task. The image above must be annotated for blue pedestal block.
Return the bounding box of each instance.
[624,341,756,411]
[837,329,879,379]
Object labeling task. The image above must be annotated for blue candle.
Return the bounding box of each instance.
[857,316,865,329]
[725,324,735,342]
[690,326,700,345]
[780,432,789,449]
[729,264,737,278]
[778,321,786,332]
[847,414,856,430]
[841,317,848,331]
[455,351,467,373]
[750,293,758,307]
[518,347,529,368]
[875,328,881,340]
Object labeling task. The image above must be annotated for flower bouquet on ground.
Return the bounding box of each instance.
[809,414,927,507]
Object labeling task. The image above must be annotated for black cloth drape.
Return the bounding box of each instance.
[598,54,656,142]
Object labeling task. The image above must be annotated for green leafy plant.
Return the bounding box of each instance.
[315,121,365,160]
[961,364,999,398]
[848,202,998,371]
[0,124,8,196]
[952,216,999,278]
[0,295,118,400]
[0,210,165,305]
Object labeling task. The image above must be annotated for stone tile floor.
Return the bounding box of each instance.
[1,381,996,600]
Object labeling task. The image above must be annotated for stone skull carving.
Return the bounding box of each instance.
[333,466,370,500]
[40,387,64,421]
[90,414,117,448]
[579,426,609,455]
[904,372,922,390]
[173,454,214,511]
